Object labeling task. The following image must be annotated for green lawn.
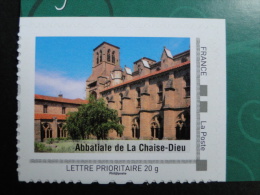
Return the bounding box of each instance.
[35,140,78,153]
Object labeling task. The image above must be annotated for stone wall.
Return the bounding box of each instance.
[86,42,191,140]
[35,100,79,114]
[102,65,190,140]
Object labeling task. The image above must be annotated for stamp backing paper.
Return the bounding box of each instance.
[18,17,226,183]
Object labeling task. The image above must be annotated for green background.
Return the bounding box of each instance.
[21,0,260,181]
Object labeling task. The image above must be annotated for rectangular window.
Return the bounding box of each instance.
[184,74,190,87]
[137,98,141,108]
[158,92,163,103]
[43,105,48,113]
[184,74,190,98]
[136,88,141,108]
[120,101,123,110]
[119,94,123,110]
[158,84,163,103]
[62,107,66,114]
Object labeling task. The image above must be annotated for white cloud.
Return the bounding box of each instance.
[35,71,86,99]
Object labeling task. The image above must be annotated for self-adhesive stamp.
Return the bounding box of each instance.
[17,17,226,183]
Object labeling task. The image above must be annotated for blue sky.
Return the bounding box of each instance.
[35,37,190,99]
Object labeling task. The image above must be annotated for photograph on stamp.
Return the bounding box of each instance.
[34,37,190,152]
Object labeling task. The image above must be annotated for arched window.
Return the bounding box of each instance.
[100,50,102,62]
[107,49,110,62]
[41,122,52,141]
[96,52,99,64]
[112,51,115,63]
[119,93,123,110]
[151,123,157,138]
[176,111,190,140]
[157,83,163,103]
[132,117,140,139]
[41,123,48,141]
[136,87,141,108]
[57,123,67,138]
[151,115,163,140]
[46,128,52,138]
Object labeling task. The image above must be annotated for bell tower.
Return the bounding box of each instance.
[93,42,120,69]
[86,42,120,98]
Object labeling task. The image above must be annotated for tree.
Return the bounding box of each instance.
[65,111,86,140]
[66,95,124,140]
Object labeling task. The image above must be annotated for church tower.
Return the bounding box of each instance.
[111,62,123,86]
[86,42,120,98]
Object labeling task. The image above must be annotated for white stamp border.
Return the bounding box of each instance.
[18,17,226,183]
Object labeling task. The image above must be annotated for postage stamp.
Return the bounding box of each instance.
[17,17,226,183]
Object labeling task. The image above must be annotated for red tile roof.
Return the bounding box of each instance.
[100,61,190,93]
[35,94,88,105]
[35,113,67,120]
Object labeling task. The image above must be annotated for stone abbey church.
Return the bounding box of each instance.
[34,41,190,142]
[86,42,190,140]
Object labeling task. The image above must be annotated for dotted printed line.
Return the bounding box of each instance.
[30,159,197,164]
